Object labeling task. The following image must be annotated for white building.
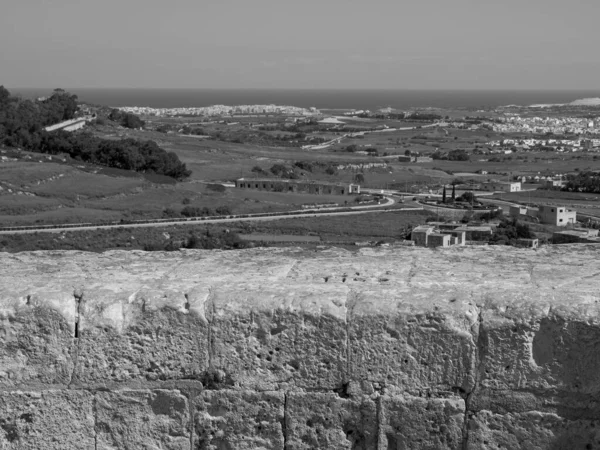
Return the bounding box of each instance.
[481,181,521,193]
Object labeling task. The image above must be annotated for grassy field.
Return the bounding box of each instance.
[30,172,146,199]
[0,209,431,252]
[3,110,599,229]
[236,210,431,242]
[0,160,75,186]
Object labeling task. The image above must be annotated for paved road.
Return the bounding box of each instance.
[479,197,600,221]
[303,122,446,150]
[0,197,424,235]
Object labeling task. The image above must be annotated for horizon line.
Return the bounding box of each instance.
[6,86,600,92]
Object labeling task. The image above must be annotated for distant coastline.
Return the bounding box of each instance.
[9,88,600,111]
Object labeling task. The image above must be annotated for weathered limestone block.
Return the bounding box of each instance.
[210,284,349,390]
[473,247,600,392]
[0,286,75,388]
[380,395,465,450]
[0,390,94,449]
[285,392,378,450]
[73,284,210,386]
[95,389,190,450]
[349,287,479,395]
[466,410,600,450]
[194,390,284,449]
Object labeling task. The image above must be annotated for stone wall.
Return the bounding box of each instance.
[0,246,600,449]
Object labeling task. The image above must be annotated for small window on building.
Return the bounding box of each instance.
[551,209,555,212]
[289,186,293,192]
[341,189,345,194]
[263,184,266,189]
[559,219,563,222]
[559,209,563,212]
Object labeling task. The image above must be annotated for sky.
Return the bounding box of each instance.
[1,0,599,90]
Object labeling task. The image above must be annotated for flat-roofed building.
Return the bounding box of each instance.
[451,230,466,246]
[411,225,434,247]
[481,181,521,192]
[516,238,539,248]
[509,206,529,217]
[427,233,451,248]
[410,226,465,247]
[236,178,360,195]
[454,225,494,241]
[538,205,576,226]
[553,229,600,244]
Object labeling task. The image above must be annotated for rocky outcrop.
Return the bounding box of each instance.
[0,245,599,449]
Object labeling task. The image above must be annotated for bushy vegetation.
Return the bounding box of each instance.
[563,171,600,193]
[108,109,145,129]
[0,225,250,253]
[0,86,191,180]
[489,218,535,245]
[432,149,470,161]
[38,131,190,179]
[0,87,77,148]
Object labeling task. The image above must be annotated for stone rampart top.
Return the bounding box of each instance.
[1,246,600,448]
[1,245,599,328]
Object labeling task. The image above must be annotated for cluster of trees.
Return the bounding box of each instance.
[40,131,191,179]
[156,124,206,135]
[0,87,78,148]
[432,149,470,161]
[163,205,232,218]
[489,218,535,245]
[0,86,191,180]
[211,129,309,147]
[265,162,337,179]
[108,109,145,129]
[562,172,600,193]
[404,112,443,121]
[144,229,248,251]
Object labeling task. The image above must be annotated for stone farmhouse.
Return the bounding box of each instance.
[236,178,360,195]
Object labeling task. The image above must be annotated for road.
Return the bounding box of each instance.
[479,197,600,222]
[303,122,446,150]
[0,197,423,235]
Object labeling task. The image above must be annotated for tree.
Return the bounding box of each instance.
[404,149,411,156]
[270,164,287,176]
[458,191,476,204]
[447,149,470,161]
[442,185,447,203]
[354,173,365,184]
[451,184,456,200]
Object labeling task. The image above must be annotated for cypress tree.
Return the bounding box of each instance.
[442,185,447,203]
[451,184,456,200]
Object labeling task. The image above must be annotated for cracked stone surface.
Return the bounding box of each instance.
[194,390,284,449]
[0,390,94,449]
[0,245,599,448]
[95,389,190,450]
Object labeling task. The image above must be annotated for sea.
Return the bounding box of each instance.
[9,88,600,111]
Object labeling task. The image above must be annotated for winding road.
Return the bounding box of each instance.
[0,197,424,235]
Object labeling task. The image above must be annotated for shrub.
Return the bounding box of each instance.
[181,206,202,217]
[215,205,231,215]
[162,207,180,218]
[206,183,226,193]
